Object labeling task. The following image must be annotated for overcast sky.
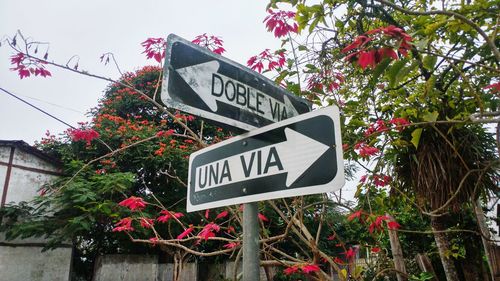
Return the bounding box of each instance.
[0,0,284,144]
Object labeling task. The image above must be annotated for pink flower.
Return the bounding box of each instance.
[343,247,356,260]
[118,196,147,211]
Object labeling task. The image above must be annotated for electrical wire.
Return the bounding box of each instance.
[0,86,76,129]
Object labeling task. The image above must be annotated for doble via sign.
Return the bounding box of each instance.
[162,34,311,131]
[187,106,345,212]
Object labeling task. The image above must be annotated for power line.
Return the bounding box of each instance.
[16,93,84,114]
[0,86,76,129]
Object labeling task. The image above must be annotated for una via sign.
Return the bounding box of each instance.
[161,34,311,131]
[187,106,344,212]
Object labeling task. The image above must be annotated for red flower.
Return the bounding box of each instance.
[347,210,363,222]
[369,215,390,233]
[258,213,269,222]
[247,49,286,73]
[205,209,210,219]
[387,220,401,230]
[177,226,194,240]
[354,142,380,158]
[371,247,381,253]
[118,196,147,211]
[373,174,392,187]
[140,218,154,229]
[333,257,344,264]
[149,237,158,244]
[112,217,134,232]
[358,50,377,69]
[390,118,411,132]
[327,234,336,241]
[341,36,371,53]
[198,223,220,241]
[68,128,100,145]
[484,82,500,93]
[264,9,298,38]
[157,210,184,223]
[192,34,225,54]
[216,210,229,220]
[156,129,175,138]
[141,38,166,63]
[301,264,320,274]
[343,247,356,260]
[223,242,240,249]
[283,265,300,275]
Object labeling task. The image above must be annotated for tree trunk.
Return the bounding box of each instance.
[474,200,497,281]
[388,225,407,281]
[415,253,438,281]
[430,216,460,281]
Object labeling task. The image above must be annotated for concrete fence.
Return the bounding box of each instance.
[92,255,273,281]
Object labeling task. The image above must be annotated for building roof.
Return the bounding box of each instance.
[0,140,62,167]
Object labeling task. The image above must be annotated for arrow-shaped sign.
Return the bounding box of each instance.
[187,106,344,212]
[162,34,311,131]
[176,61,300,123]
[194,127,329,192]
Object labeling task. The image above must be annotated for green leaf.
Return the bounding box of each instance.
[370,58,391,87]
[387,59,407,88]
[422,111,439,122]
[411,128,423,149]
[423,55,437,70]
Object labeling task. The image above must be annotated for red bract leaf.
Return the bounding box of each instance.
[149,237,158,244]
[378,47,398,60]
[112,217,134,232]
[484,82,500,93]
[141,37,166,63]
[341,35,371,53]
[119,196,147,211]
[223,242,240,249]
[198,222,220,241]
[371,247,381,253]
[387,220,401,230]
[343,247,356,260]
[358,50,376,69]
[327,234,336,241]
[264,9,298,38]
[69,128,100,145]
[347,210,363,222]
[156,129,175,138]
[283,265,300,275]
[177,226,194,240]
[205,209,210,219]
[157,210,183,223]
[216,210,229,220]
[140,218,154,229]
[333,257,344,264]
[192,34,225,54]
[258,213,269,222]
[301,264,320,274]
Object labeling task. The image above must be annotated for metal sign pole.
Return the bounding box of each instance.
[242,202,260,281]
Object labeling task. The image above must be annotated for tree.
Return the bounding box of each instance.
[264,0,499,279]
